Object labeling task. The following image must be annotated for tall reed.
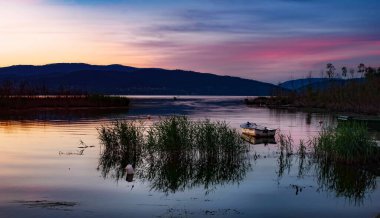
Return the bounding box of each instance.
[97,116,250,193]
[275,126,378,203]
[98,120,144,179]
[314,121,379,164]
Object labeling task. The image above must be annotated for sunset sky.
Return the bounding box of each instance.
[1,0,379,82]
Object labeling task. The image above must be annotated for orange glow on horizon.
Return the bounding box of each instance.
[0,2,154,68]
[1,1,380,82]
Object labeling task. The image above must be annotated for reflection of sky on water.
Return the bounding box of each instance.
[0,96,379,218]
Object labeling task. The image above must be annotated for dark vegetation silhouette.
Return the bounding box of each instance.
[0,80,129,109]
[97,117,251,194]
[246,63,380,114]
[277,126,379,205]
[0,63,288,109]
[0,63,282,96]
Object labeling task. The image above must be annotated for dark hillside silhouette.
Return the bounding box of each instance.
[0,63,283,96]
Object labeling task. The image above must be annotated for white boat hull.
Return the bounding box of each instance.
[242,128,276,137]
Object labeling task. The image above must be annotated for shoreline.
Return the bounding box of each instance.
[245,97,380,118]
[0,95,130,110]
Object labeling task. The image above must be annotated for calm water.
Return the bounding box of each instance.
[0,96,379,218]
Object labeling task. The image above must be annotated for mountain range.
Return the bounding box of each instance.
[0,63,283,96]
[279,78,362,91]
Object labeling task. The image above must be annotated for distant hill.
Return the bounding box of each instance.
[0,63,136,77]
[0,63,283,96]
[279,78,328,90]
[279,78,362,91]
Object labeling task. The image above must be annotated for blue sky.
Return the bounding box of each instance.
[1,0,379,82]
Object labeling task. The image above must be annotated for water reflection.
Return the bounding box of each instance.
[140,143,251,194]
[98,132,251,194]
[0,108,130,122]
[1,96,380,217]
[97,139,142,182]
[275,140,378,205]
[241,134,276,145]
[306,113,312,125]
[315,159,378,205]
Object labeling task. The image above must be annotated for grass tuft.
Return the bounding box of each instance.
[314,121,379,164]
[97,116,250,193]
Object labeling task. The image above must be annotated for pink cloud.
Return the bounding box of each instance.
[144,35,380,82]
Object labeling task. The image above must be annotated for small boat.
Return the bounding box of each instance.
[240,122,277,137]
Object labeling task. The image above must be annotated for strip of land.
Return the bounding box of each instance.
[246,74,380,115]
[0,95,130,110]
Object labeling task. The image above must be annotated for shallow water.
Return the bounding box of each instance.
[0,96,379,218]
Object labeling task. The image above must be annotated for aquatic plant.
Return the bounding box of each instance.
[276,133,294,179]
[315,159,377,205]
[297,139,313,178]
[146,116,244,151]
[275,127,379,204]
[314,121,379,164]
[144,117,250,193]
[98,120,144,180]
[97,116,251,194]
[310,121,380,204]
[277,133,294,157]
[146,116,195,151]
[275,133,314,179]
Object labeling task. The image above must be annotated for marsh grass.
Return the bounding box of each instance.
[276,126,379,204]
[146,116,244,152]
[145,117,249,193]
[310,121,379,204]
[315,156,377,205]
[276,132,314,179]
[97,116,250,193]
[276,133,294,178]
[314,121,379,164]
[98,120,144,179]
[277,133,294,156]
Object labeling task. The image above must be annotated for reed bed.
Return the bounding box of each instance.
[275,125,379,204]
[314,121,379,164]
[146,116,244,152]
[315,156,377,205]
[276,132,315,179]
[98,120,144,179]
[97,116,250,193]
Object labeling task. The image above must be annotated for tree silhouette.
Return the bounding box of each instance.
[326,63,336,78]
[341,67,347,78]
[349,68,355,78]
[358,63,366,78]
[365,66,376,78]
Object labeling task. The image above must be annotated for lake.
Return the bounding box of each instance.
[0,96,379,218]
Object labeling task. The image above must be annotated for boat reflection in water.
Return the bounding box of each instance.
[97,117,378,205]
[97,136,251,194]
[241,133,276,145]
